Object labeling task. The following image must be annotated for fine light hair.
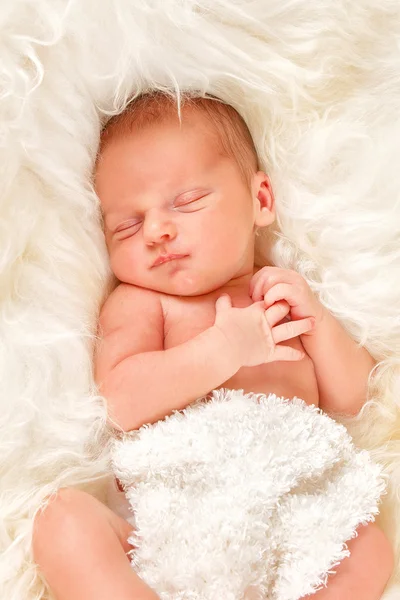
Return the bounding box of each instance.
[98,91,260,185]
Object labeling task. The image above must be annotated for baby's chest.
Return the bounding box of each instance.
[163,296,216,348]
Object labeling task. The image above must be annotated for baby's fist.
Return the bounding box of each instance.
[249,267,325,334]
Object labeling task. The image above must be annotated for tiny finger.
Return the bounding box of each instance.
[251,267,281,301]
[249,269,263,297]
[252,275,268,302]
[264,283,296,308]
[264,301,290,327]
[272,317,315,343]
[215,294,232,312]
[272,345,305,362]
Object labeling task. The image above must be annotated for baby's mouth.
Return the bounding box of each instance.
[152,253,188,268]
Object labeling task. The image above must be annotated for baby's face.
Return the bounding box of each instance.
[95,114,269,296]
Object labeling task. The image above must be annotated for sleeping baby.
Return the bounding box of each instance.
[32,92,394,600]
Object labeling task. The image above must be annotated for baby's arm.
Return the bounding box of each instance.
[250,267,376,416]
[95,284,238,431]
[300,308,376,416]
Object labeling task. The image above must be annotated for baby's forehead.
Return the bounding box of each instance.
[96,94,258,189]
[96,115,225,181]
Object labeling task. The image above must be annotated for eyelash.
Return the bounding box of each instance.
[115,222,142,239]
[173,194,207,210]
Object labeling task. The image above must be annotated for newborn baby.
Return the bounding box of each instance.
[32,92,394,600]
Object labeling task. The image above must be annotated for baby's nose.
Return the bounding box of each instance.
[143,210,177,244]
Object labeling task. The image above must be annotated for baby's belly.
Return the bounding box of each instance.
[214,329,319,406]
[219,359,319,407]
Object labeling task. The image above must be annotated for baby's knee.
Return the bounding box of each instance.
[370,523,395,586]
[354,521,395,589]
[32,487,89,565]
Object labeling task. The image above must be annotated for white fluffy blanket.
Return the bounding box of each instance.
[1,1,400,599]
[112,390,386,600]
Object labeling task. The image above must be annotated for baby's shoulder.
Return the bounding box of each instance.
[99,283,163,335]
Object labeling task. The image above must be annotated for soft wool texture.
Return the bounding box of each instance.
[112,390,386,600]
[1,1,400,599]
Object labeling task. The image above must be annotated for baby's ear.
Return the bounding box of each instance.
[252,171,275,227]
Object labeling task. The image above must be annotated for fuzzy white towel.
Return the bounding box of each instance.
[111,389,386,600]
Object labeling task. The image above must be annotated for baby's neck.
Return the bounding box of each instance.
[221,265,261,292]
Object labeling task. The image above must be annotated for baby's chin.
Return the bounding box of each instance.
[147,279,224,297]
[118,271,230,297]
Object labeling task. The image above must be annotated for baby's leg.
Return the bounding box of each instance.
[301,522,394,600]
[32,487,159,600]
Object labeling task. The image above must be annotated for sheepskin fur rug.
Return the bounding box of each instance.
[0,1,400,599]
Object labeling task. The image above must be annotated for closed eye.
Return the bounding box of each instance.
[174,194,209,212]
[115,221,142,239]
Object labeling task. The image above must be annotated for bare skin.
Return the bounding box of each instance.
[33,105,394,599]
[159,273,319,404]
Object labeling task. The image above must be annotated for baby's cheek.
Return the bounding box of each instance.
[109,243,137,280]
[109,253,124,281]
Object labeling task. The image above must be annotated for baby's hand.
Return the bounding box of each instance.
[214,294,314,367]
[249,267,326,336]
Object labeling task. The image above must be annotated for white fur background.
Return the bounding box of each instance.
[0,1,399,598]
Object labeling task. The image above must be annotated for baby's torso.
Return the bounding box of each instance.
[108,281,319,515]
[161,284,319,407]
